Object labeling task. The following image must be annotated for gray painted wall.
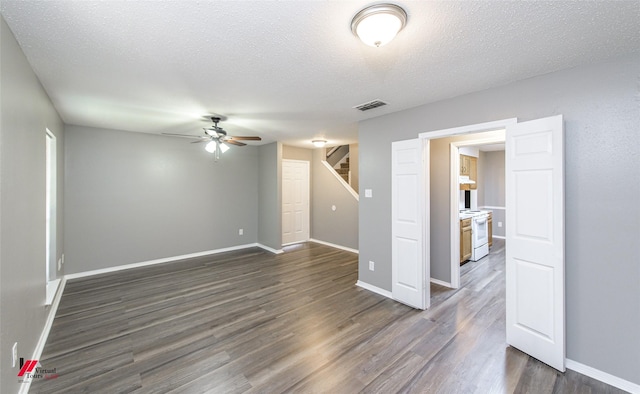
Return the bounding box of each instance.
[64,125,258,273]
[480,150,506,238]
[1,16,65,393]
[257,142,282,250]
[282,145,313,162]
[310,149,359,250]
[482,151,505,207]
[358,54,640,384]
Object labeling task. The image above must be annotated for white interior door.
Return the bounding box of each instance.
[392,139,428,309]
[506,115,565,371]
[282,160,310,245]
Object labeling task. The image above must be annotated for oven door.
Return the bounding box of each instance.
[473,215,489,246]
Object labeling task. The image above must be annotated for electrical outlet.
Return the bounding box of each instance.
[12,342,18,368]
[498,221,503,228]
[369,261,375,271]
[238,229,243,236]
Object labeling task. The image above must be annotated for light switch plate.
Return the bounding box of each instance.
[12,342,17,368]
[365,189,373,198]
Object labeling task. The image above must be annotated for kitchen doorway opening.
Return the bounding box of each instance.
[416,115,566,371]
[448,134,505,289]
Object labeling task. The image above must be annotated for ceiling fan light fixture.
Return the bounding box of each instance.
[351,4,407,47]
[205,140,217,153]
[219,142,230,153]
[312,140,327,148]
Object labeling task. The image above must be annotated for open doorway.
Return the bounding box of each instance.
[393,116,565,370]
[449,134,505,288]
[45,128,60,304]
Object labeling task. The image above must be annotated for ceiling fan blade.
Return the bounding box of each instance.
[227,136,262,141]
[225,140,247,147]
[204,128,226,136]
[191,139,210,144]
[162,132,207,139]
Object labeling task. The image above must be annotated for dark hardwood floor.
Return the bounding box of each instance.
[31,240,626,393]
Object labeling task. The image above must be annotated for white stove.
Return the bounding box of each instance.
[460,210,491,261]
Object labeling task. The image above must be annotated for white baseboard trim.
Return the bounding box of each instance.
[430,278,452,288]
[566,359,640,393]
[45,278,61,306]
[256,243,283,254]
[355,280,392,299]
[492,235,506,240]
[309,238,359,254]
[19,277,68,394]
[65,243,260,280]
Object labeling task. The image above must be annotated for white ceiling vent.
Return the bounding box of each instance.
[353,99,388,111]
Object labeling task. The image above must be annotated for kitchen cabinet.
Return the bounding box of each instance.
[460,218,472,263]
[460,155,471,176]
[488,212,493,247]
[459,154,477,190]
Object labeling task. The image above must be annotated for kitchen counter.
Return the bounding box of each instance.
[459,210,491,219]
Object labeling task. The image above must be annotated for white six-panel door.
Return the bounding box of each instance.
[392,139,428,310]
[506,115,565,371]
[282,160,310,245]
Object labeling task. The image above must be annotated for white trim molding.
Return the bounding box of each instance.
[256,243,284,254]
[566,359,640,393]
[430,278,453,288]
[310,238,359,254]
[45,278,61,306]
[66,243,266,280]
[481,205,506,210]
[19,277,68,394]
[321,160,359,201]
[356,280,392,299]
[419,118,517,139]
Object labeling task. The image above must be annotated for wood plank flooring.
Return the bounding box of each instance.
[31,240,626,393]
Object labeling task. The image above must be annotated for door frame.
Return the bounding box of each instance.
[45,128,57,283]
[419,118,517,288]
[448,133,505,288]
[281,159,310,246]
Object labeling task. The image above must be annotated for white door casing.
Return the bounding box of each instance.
[282,160,310,245]
[506,115,565,371]
[392,139,429,310]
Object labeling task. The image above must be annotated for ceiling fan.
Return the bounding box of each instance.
[163,117,261,160]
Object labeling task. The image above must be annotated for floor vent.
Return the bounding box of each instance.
[353,99,388,111]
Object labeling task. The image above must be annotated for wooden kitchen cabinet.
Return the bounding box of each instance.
[460,155,471,176]
[459,154,477,190]
[460,218,472,263]
[488,212,493,247]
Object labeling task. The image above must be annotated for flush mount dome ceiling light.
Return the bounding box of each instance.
[312,140,327,148]
[351,3,407,47]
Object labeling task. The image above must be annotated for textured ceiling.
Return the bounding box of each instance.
[2,1,639,147]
